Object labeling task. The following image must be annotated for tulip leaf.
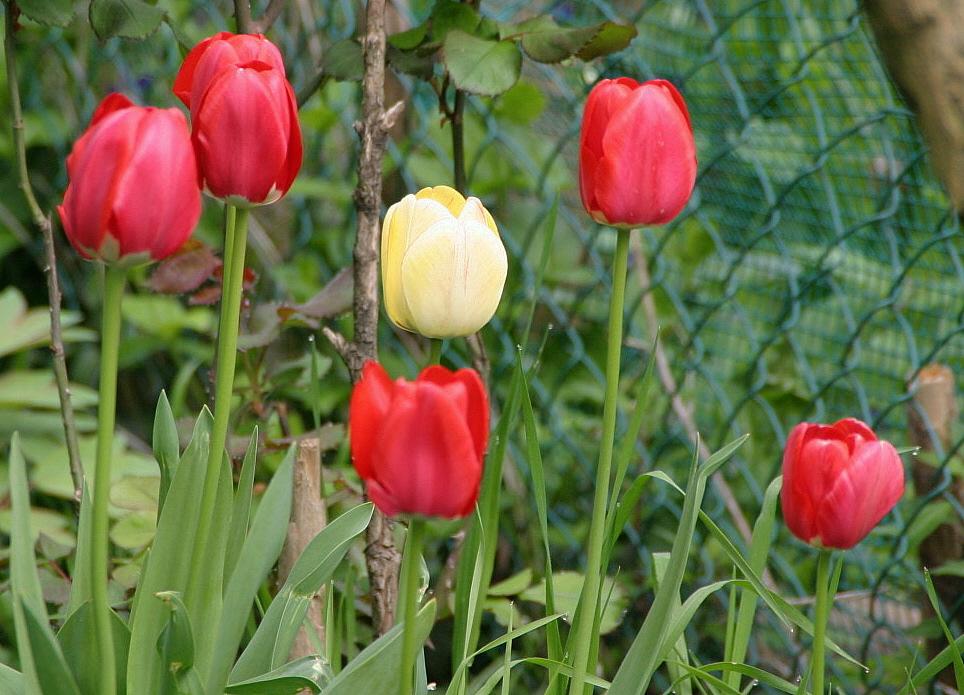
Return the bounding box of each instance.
[0,663,23,693]
[58,600,131,695]
[16,0,75,27]
[442,31,521,96]
[89,0,165,40]
[19,599,82,695]
[152,391,179,518]
[224,656,332,694]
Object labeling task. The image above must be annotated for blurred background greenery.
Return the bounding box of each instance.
[0,0,961,691]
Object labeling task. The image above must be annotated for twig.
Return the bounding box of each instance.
[4,2,84,500]
[630,233,773,587]
[253,0,287,33]
[320,0,405,635]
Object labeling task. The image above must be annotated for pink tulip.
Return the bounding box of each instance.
[57,93,200,264]
[781,418,904,549]
[579,78,697,227]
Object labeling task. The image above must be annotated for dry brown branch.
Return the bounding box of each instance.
[5,4,84,499]
[233,0,254,33]
[253,0,287,33]
[278,438,328,658]
[630,233,771,586]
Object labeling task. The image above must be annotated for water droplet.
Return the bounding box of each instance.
[308,334,315,344]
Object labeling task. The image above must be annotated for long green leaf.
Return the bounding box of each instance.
[231,503,374,683]
[0,662,24,694]
[20,600,81,695]
[609,435,746,694]
[725,476,781,689]
[66,484,94,618]
[206,442,295,694]
[127,409,213,694]
[225,656,332,694]
[224,428,260,587]
[58,600,131,695]
[152,391,179,518]
[9,432,46,695]
[155,591,201,695]
[653,553,703,695]
[516,352,563,685]
[923,568,964,690]
[324,600,436,693]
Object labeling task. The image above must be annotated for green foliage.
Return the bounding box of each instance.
[88,0,165,40]
[442,31,521,96]
[15,0,74,27]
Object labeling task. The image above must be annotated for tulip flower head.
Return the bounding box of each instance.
[381,186,508,339]
[780,418,904,550]
[579,78,697,227]
[58,93,201,265]
[174,33,302,206]
[350,361,489,519]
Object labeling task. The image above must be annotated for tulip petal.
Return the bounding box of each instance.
[381,196,454,331]
[174,32,285,108]
[818,440,904,549]
[109,109,200,260]
[349,361,396,481]
[594,82,697,226]
[416,185,466,216]
[459,197,499,236]
[419,366,489,461]
[400,218,508,338]
[372,382,481,518]
[193,63,291,203]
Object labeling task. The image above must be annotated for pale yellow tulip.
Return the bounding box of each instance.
[381,186,507,338]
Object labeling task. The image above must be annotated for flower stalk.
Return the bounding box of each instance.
[399,517,425,695]
[91,264,127,695]
[811,549,833,695]
[185,205,250,603]
[567,227,631,694]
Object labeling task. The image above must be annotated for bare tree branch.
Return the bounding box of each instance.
[4,3,84,500]
[253,0,287,33]
[234,0,254,33]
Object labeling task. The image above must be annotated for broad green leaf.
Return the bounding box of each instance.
[58,601,131,695]
[487,569,533,597]
[231,503,374,684]
[325,600,436,694]
[127,409,212,695]
[152,391,179,517]
[223,429,260,587]
[430,0,481,41]
[511,15,598,63]
[442,31,521,96]
[16,0,74,26]
[110,511,156,550]
[225,656,332,694]
[20,600,81,695]
[575,21,637,60]
[0,371,97,410]
[89,0,165,39]
[933,560,964,577]
[388,23,429,50]
[207,445,296,695]
[323,40,364,82]
[0,287,82,357]
[520,571,626,635]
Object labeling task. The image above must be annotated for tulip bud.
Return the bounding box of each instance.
[780,418,904,549]
[175,33,302,206]
[57,93,201,265]
[381,186,508,338]
[579,78,697,227]
[350,361,489,519]
[172,31,286,109]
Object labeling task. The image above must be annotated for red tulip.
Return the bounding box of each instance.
[57,93,201,264]
[172,31,286,109]
[579,78,697,227]
[349,361,489,519]
[174,32,302,206]
[781,418,904,550]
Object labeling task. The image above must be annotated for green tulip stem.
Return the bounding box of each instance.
[812,549,834,694]
[92,264,127,695]
[567,227,631,695]
[399,517,425,695]
[185,205,250,606]
[429,338,443,366]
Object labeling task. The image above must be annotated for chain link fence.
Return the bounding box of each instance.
[5,0,962,690]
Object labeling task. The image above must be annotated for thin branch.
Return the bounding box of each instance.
[630,233,774,588]
[4,2,84,499]
[253,0,287,33]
